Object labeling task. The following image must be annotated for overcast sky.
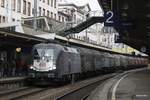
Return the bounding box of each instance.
[65,0,102,11]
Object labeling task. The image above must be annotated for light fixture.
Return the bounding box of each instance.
[122,3,129,10]
[121,12,128,17]
[16,47,21,52]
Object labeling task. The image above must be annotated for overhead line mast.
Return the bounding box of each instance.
[34,0,37,31]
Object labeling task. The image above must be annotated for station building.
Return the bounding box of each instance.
[0,0,58,23]
[0,0,146,55]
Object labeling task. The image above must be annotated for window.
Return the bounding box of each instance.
[54,0,56,8]
[17,0,21,12]
[23,0,26,15]
[51,12,53,18]
[39,7,41,16]
[12,0,16,11]
[54,14,56,20]
[74,15,76,21]
[47,10,49,17]
[2,16,5,22]
[12,18,15,22]
[51,0,53,7]
[28,2,31,16]
[62,17,64,22]
[47,0,49,5]
[66,18,68,21]
[43,8,45,16]
[43,0,45,3]
[0,16,1,23]
[58,16,61,21]
[1,0,4,7]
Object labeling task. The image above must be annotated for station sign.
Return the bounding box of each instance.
[104,11,114,26]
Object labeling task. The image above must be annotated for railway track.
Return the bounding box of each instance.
[0,69,142,100]
[38,73,116,100]
[56,75,113,100]
[0,86,49,100]
[52,69,145,100]
[0,87,30,96]
[0,73,115,100]
[4,70,141,100]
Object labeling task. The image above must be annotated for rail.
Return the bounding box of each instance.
[38,73,116,100]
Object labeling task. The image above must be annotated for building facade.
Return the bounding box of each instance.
[58,1,103,44]
[0,0,146,55]
[38,0,58,20]
[0,0,58,23]
[100,27,147,55]
[58,3,90,24]
[0,0,31,23]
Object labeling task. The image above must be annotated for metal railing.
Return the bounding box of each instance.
[64,10,104,30]
[68,34,112,49]
[88,10,104,17]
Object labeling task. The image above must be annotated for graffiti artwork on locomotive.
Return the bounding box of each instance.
[28,43,148,83]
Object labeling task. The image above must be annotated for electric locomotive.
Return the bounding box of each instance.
[29,43,81,82]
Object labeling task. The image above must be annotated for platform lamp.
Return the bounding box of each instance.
[15,47,21,61]
[16,47,21,53]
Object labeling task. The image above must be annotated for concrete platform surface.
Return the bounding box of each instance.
[88,69,150,100]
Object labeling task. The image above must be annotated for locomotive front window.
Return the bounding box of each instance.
[32,48,56,71]
[34,48,54,60]
[44,49,54,61]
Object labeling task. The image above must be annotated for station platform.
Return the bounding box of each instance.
[88,68,150,100]
[0,77,27,83]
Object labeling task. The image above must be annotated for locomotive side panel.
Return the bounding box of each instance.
[57,47,81,76]
[57,52,70,76]
[70,53,81,74]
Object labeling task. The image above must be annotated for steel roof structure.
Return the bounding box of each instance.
[98,0,150,55]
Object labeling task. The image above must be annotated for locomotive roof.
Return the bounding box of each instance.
[34,43,79,54]
[33,43,63,49]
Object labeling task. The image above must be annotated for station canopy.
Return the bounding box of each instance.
[98,0,150,55]
[0,29,47,47]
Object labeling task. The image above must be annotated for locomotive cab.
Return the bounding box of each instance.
[28,43,82,84]
[29,43,62,80]
[31,47,56,71]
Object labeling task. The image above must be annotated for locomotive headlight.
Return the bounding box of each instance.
[48,65,56,71]
[30,66,34,69]
[53,65,56,70]
[30,66,36,70]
